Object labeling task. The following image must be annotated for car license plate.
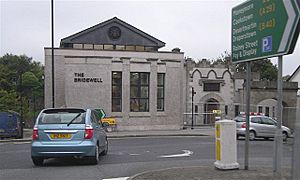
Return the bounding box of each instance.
[50,133,71,139]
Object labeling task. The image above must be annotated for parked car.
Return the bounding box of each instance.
[0,111,24,139]
[31,108,108,166]
[234,115,292,141]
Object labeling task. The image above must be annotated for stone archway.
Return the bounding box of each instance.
[203,98,219,125]
[199,93,225,125]
[257,98,294,128]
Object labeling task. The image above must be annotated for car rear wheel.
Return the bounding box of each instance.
[32,157,44,166]
[249,131,256,141]
[282,132,288,142]
[101,138,108,156]
[89,144,99,165]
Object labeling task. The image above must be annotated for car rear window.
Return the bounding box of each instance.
[38,109,86,125]
[234,116,245,122]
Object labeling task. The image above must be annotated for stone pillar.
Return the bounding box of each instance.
[148,59,158,121]
[122,58,131,126]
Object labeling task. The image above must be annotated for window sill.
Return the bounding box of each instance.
[157,112,166,117]
[129,112,151,117]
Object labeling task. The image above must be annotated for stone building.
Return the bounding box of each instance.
[44,17,186,131]
[185,59,235,125]
[185,59,298,129]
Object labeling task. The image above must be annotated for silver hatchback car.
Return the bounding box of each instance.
[31,108,108,166]
[235,115,292,141]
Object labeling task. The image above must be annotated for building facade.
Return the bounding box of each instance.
[44,17,186,131]
[185,59,298,129]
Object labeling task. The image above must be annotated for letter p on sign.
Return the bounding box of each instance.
[262,36,272,53]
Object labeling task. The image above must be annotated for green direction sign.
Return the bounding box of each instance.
[95,108,106,119]
[232,0,300,63]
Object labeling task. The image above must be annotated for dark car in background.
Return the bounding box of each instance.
[235,115,292,141]
[0,111,24,139]
[31,108,108,166]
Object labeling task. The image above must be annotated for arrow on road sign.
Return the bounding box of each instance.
[279,0,300,53]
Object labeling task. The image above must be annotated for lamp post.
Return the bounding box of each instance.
[51,0,55,108]
[191,87,196,129]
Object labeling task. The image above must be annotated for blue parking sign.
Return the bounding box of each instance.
[262,36,272,53]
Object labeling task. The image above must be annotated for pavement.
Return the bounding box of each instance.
[0,127,292,179]
[129,166,291,180]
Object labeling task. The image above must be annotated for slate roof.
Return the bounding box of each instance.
[60,17,165,49]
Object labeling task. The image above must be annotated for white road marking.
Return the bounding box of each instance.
[129,153,140,156]
[13,142,31,145]
[102,177,129,180]
[159,150,193,158]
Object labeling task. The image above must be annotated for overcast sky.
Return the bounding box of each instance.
[1,0,299,76]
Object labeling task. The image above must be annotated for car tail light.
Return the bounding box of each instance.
[241,123,246,128]
[32,126,39,140]
[84,125,94,139]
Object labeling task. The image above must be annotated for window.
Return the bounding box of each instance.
[62,43,73,48]
[83,44,93,49]
[251,117,261,124]
[258,106,263,113]
[145,46,156,52]
[157,73,165,111]
[73,44,83,49]
[265,107,270,117]
[234,116,245,122]
[104,45,114,50]
[135,46,145,51]
[203,83,220,92]
[225,105,228,115]
[130,72,149,112]
[235,105,239,117]
[115,45,125,50]
[94,45,104,50]
[261,117,275,125]
[112,72,122,112]
[91,111,99,125]
[125,46,135,51]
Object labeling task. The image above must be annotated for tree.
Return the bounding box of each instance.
[235,59,278,81]
[0,54,44,127]
[212,52,278,81]
[0,89,19,111]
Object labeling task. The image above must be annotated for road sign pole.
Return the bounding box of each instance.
[273,56,283,179]
[245,61,251,170]
[292,98,300,180]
